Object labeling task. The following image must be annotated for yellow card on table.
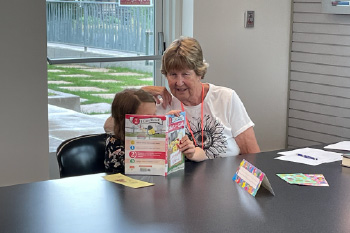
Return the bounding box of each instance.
[103,173,154,188]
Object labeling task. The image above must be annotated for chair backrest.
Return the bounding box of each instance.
[56,133,107,178]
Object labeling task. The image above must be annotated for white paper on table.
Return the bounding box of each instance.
[324,141,350,151]
[275,147,343,166]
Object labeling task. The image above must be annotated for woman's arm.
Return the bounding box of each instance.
[235,126,260,154]
[141,86,173,109]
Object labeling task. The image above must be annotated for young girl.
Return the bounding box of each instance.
[104,89,156,174]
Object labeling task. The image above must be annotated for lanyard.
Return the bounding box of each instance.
[181,84,204,150]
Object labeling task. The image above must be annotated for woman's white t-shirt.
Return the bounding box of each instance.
[157,83,254,159]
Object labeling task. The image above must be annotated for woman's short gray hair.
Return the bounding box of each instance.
[161,37,209,79]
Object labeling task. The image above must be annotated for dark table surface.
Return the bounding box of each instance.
[1,149,350,233]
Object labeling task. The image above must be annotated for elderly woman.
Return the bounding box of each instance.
[105,36,260,161]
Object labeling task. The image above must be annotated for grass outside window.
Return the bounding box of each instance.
[48,64,153,113]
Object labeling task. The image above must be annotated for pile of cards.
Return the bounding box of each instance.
[276,173,329,186]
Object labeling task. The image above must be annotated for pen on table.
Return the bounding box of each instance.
[297,153,318,160]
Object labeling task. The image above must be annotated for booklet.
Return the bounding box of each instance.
[124,112,186,176]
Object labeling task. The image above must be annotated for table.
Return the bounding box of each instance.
[1,150,350,233]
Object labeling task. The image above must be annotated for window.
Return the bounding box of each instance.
[47,0,166,153]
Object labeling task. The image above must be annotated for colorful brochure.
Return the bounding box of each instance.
[232,159,275,197]
[125,112,186,176]
[276,173,329,186]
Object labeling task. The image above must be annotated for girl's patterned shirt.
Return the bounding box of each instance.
[104,135,125,174]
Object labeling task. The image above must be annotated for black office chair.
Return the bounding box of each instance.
[56,133,108,178]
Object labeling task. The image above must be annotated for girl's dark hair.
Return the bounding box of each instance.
[111,89,155,139]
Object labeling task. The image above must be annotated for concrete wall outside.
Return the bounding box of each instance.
[48,90,81,112]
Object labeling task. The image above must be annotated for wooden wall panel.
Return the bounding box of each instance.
[294,13,350,24]
[294,3,322,13]
[293,33,350,46]
[291,43,350,56]
[288,1,350,148]
[291,62,350,77]
[293,23,350,35]
[289,91,350,109]
[288,127,346,144]
[289,100,350,117]
[289,109,350,127]
[291,52,350,67]
[290,81,350,98]
[289,118,349,138]
[290,72,350,87]
[287,136,321,149]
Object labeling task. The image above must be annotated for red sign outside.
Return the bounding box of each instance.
[120,0,151,6]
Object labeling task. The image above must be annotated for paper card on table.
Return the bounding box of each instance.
[276,173,329,186]
[103,173,154,188]
[324,141,350,151]
[232,159,275,197]
[276,173,317,185]
[304,174,329,186]
[275,148,342,166]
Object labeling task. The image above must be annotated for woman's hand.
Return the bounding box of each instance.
[141,86,172,109]
[178,135,208,162]
[178,135,195,159]
[166,110,182,116]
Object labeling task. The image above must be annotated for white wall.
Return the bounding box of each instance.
[188,0,292,151]
[0,1,49,186]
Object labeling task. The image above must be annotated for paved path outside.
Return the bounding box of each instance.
[49,104,110,153]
